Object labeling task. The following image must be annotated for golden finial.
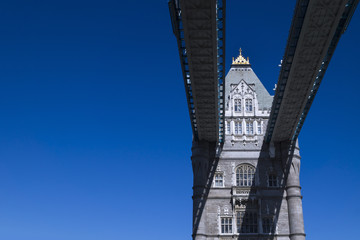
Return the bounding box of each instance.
[232,48,250,65]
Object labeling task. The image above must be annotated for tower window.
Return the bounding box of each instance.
[245,99,253,112]
[236,164,255,187]
[226,122,230,134]
[214,173,224,187]
[235,121,242,135]
[268,174,278,187]
[237,211,258,233]
[246,121,254,134]
[221,217,232,234]
[262,217,274,233]
[234,99,241,112]
[257,121,262,134]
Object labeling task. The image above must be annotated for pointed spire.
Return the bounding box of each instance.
[232,48,250,65]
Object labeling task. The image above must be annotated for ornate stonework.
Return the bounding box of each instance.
[232,48,250,65]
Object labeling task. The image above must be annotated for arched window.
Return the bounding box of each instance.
[234,99,241,112]
[245,99,253,112]
[236,164,255,187]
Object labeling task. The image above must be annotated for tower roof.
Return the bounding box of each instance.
[225,49,273,110]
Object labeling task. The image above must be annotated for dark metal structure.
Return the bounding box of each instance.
[169,0,225,144]
[266,0,359,144]
[169,0,358,239]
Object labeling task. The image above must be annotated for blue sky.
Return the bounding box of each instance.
[0,1,359,239]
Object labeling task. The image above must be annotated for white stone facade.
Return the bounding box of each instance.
[191,60,305,240]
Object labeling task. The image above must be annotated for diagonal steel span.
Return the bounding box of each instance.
[169,0,225,144]
[266,0,359,144]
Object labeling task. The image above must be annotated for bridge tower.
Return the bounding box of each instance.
[191,50,305,240]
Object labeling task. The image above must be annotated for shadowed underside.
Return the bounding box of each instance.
[170,0,359,239]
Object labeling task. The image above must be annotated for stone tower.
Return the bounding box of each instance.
[191,50,305,240]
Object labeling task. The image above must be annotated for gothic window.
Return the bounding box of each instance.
[268,173,278,187]
[226,121,230,134]
[235,121,242,135]
[214,172,224,187]
[236,211,258,233]
[245,99,253,112]
[262,217,274,233]
[236,164,255,187]
[246,121,254,135]
[257,121,262,134]
[234,99,241,112]
[221,217,232,234]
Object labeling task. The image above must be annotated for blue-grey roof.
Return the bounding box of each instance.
[225,64,273,110]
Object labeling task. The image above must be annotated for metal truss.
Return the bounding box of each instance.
[169,0,226,144]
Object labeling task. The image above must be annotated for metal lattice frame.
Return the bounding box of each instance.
[216,0,225,143]
[169,0,198,139]
[266,0,359,144]
[291,0,359,142]
[169,0,226,144]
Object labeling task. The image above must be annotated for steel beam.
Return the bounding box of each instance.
[266,0,359,144]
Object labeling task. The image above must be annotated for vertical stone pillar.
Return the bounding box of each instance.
[191,140,210,240]
[281,141,306,240]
